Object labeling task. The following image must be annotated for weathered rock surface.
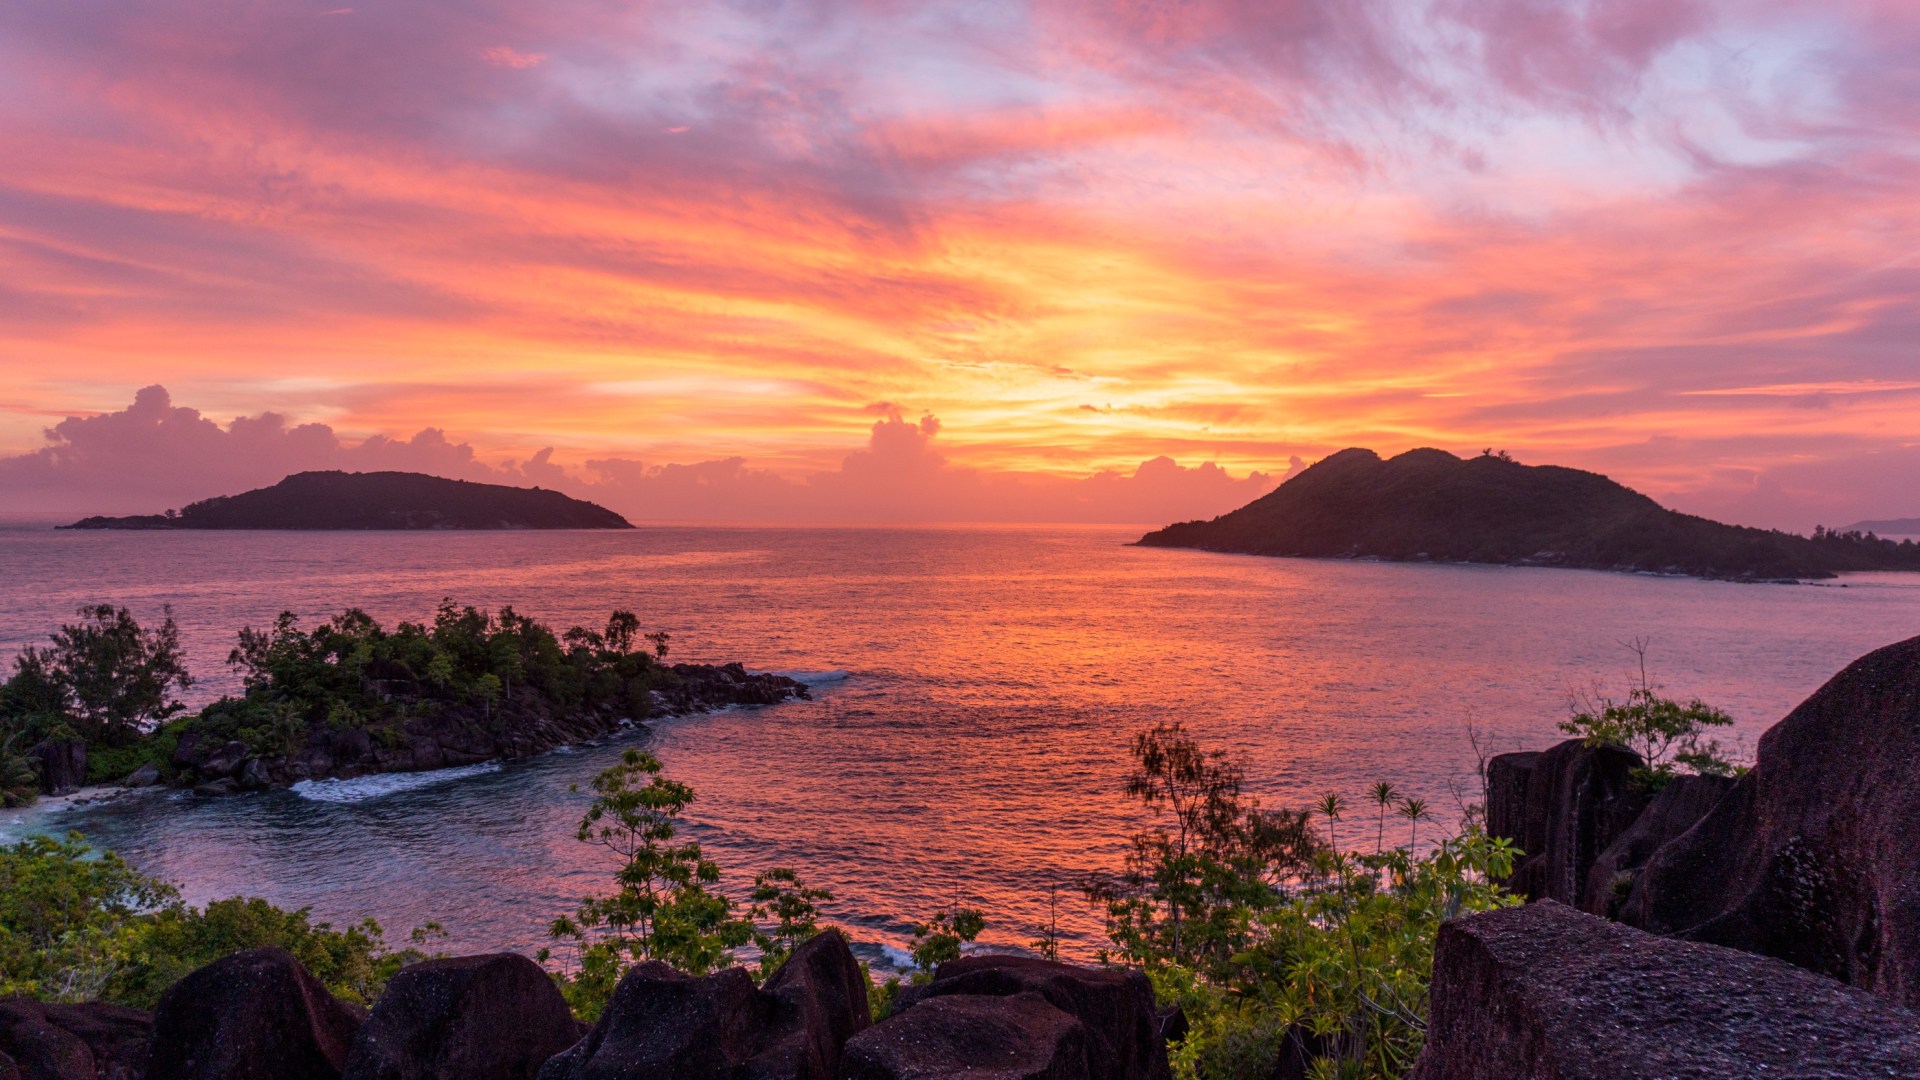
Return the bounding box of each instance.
[0,999,150,1080]
[537,962,759,1080]
[169,664,806,792]
[1410,900,1920,1079]
[27,738,86,796]
[1623,633,1920,1007]
[1267,1026,1341,1080]
[340,953,577,1080]
[123,761,161,788]
[540,929,867,1080]
[841,992,1089,1080]
[1482,750,1538,847]
[1490,740,1647,909]
[753,930,871,1079]
[0,1003,89,1080]
[148,947,365,1080]
[1580,773,1734,919]
[917,955,1170,1080]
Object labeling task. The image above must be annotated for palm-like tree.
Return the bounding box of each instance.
[1317,792,1345,852]
[1398,797,1431,850]
[0,731,39,807]
[1370,782,1399,852]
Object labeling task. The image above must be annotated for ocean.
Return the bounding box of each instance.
[3,524,1918,969]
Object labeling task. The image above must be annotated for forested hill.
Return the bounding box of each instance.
[62,471,634,530]
[1136,448,1920,581]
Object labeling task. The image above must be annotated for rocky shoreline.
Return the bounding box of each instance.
[22,663,811,800]
[166,663,809,796]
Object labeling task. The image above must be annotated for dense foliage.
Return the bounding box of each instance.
[0,833,433,1008]
[0,605,194,795]
[1087,723,1322,979]
[1093,725,1521,1079]
[0,600,696,798]
[187,603,675,759]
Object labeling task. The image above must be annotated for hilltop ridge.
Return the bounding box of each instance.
[1137,448,1920,580]
[62,470,634,531]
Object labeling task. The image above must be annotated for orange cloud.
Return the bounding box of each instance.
[480,46,547,69]
[1,0,1918,529]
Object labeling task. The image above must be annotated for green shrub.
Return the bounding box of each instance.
[1096,727,1522,1080]
[0,833,435,1007]
[0,730,39,806]
[1559,642,1739,791]
[85,742,158,785]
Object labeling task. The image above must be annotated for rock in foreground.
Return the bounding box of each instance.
[1624,633,1920,1007]
[0,999,151,1080]
[147,947,364,1080]
[341,953,578,1080]
[914,955,1171,1080]
[1410,900,1920,1079]
[841,992,1090,1080]
[1493,740,1646,910]
[539,929,867,1080]
[1580,773,1734,919]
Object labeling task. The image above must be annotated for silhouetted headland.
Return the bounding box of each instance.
[60,470,634,530]
[1137,447,1920,581]
[1845,516,1920,536]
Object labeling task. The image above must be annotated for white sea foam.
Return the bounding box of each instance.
[291,761,503,804]
[771,669,850,687]
[873,943,916,972]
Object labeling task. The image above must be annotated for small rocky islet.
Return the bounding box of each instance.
[13,635,1920,1078]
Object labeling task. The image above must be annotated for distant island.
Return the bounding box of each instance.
[62,471,634,531]
[1844,517,1920,537]
[1137,447,1920,581]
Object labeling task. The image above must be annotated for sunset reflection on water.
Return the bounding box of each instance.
[5,525,1919,968]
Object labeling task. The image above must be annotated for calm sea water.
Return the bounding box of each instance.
[3,525,1918,969]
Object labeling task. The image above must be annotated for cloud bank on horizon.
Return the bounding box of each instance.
[1,0,1917,530]
[0,386,1284,524]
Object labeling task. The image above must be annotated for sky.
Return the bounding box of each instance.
[1,0,1916,527]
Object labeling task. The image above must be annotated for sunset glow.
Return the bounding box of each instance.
[3,0,1917,526]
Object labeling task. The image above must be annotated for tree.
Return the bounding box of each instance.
[20,606,192,744]
[604,611,641,654]
[1370,783,1398,854]
[644,631,671,660]
[545,749,751,1019]
[0,731,39,807]
[909,900,986,973]
[749,868,832,976]
[1029,884,1063,962]
[1088,723,1321,977]
[1559,640,1737,789]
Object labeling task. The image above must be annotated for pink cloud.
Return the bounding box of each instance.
[481,46,547,69]
[0,387,1281,525]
